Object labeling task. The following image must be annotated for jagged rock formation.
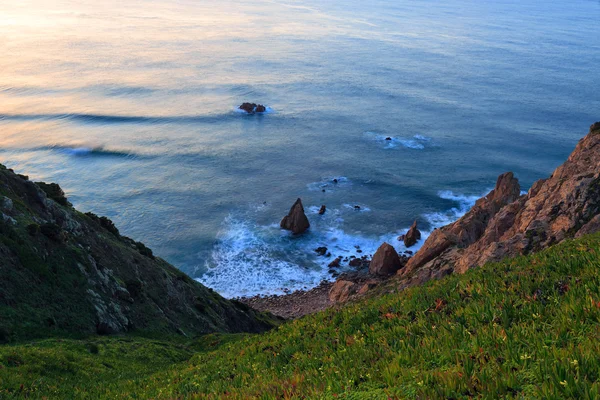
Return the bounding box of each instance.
[403,220,422,248]
[0,165,274,342]
[280,198,310,234]
[402,122,600,284]
[369,242,404,276]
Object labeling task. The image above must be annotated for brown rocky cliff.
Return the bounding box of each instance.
[402,122,600,284]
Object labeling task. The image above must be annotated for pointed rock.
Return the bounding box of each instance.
[280,198,310,234]
[318,205,326,215]
[369,242,404,276]
[404,220,421,247]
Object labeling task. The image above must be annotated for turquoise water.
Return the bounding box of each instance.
[1,0,599,297]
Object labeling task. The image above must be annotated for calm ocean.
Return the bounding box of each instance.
[1,0,598,297]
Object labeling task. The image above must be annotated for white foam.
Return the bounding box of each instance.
[413,134,431,141]
[306,176,351,192]
[199,190,487,298]
[364,131,426,150]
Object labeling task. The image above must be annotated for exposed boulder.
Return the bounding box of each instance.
[318,205,326,215]
[369,242,404,276]
[402,122,600,285]
[238,103,267,114]
[328,280,357,303]
[280,198,310,235]
[403,220,421,247]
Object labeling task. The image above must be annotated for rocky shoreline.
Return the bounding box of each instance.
[243,122,600,319]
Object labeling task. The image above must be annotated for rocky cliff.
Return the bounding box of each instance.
[402,122,600,285]
[0,165,274,342]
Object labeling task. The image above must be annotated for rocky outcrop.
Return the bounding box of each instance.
[328,280,357,303]
[0,165,275,342]
[402,122,600,284]
[280,198,310,234]
[403,220,421,247]
[369,242,404,276]
[238,103,267,114]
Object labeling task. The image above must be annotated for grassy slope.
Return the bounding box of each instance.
[1,234,600,399]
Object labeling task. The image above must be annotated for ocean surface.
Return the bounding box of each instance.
[1,0,599,297]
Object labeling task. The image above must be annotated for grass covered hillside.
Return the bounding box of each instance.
[2,232,599,399]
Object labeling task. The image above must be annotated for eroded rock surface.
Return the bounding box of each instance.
[280,198,310,234]
[402,122,600,284]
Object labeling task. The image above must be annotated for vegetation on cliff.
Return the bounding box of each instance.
[0,164,275,343]
[2,232,599,398]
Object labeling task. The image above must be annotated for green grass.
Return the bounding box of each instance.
[2,234,600,399]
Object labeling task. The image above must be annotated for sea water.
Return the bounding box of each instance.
[1,0,598,297]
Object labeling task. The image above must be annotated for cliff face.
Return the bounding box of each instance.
[0,165,274,342]
[403,122,600,284]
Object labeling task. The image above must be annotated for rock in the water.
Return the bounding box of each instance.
[280,198,310,235]
[369,242,404,275]
[329,280,357,303]
[328,257,342,268]
[403,220,422,247]
[385,137,392,141]
[238,103,267,114]
[314,246,328,256]
[318,205,326,215]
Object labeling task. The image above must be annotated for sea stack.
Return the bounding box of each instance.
[280,198,310,234]
[403,220,422,247]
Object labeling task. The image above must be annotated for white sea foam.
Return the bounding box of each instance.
[364,131,426,150]
[198,190,486,298]
[413,134,431,141]
[306,176,351,192]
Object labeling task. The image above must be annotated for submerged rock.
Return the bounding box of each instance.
[280,198,310,235]
[369,242,404,276]
[403,220,422,248]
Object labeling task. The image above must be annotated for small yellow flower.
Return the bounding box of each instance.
[560,380,568,386]
[571,360,578,366]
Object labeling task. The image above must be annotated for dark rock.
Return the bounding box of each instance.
[403,220,422,248]
[349,258,362,267]
[315,246,328,256]
[333,179,338,184]
[238,103,256,113]
[369,242,404,276]
[255,104,266,113]
[385,137,392,141]
[280,198,310,235]
[318,205,326,215]
[328,257,342,268]
[354,205,361,210]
